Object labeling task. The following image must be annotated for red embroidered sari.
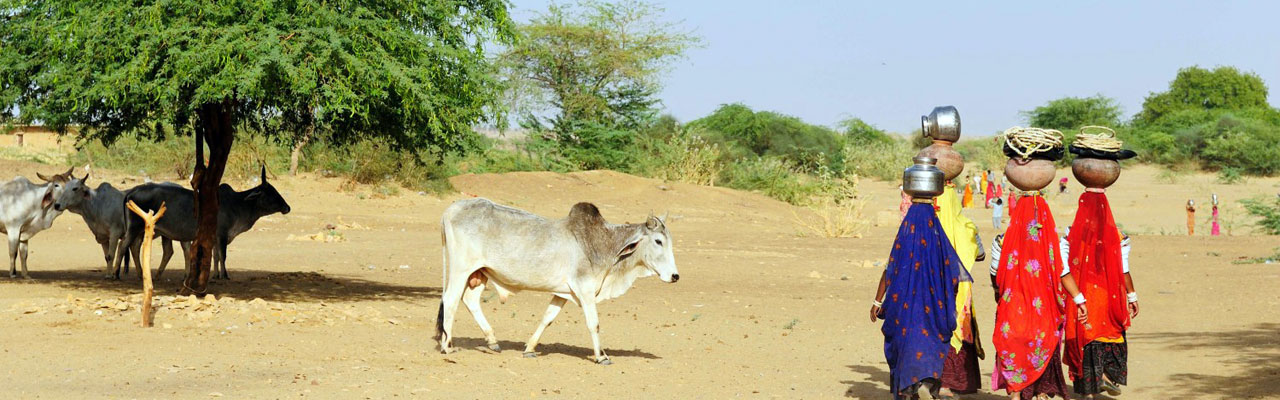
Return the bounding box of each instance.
[992,194,1065,392]
[1064,191,1131,379]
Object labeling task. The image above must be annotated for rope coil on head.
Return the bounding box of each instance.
[1073,125,1123,152]
[999,126,1064,159]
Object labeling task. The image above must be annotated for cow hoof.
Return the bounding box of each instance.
[488,343,501,352]
[522,352,537,358]
[596,358,612,366]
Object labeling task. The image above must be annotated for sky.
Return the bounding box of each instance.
[506,0,1280,136]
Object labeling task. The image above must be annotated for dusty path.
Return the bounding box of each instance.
[0,157,1277,399]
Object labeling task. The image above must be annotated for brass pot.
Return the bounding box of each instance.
[917,140,964,181]
[1005,158,1056,191]
[1071,158,1120,189]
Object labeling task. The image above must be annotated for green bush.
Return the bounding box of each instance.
[717,157,821,205]
[302,137,454,194]
[632,126,724,186]
[70,133,289,180]
[690,103,845,173]
[842,139,914,181]
[1241,196,1280,235]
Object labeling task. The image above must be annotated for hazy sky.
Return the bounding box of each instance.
[507,1,1280,136]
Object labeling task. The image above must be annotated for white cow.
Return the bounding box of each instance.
[1,167,74,278]
[435,199,679,364]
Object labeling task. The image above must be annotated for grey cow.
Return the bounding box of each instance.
[54,169,185,279]
[435,199,679,365]
[1,168,74,278]
[121,167,291,280]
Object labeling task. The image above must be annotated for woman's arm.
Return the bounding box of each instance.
[1060,272,1089,322]
[870,269,888,322]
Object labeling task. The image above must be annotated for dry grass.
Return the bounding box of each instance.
[792,174,869,238]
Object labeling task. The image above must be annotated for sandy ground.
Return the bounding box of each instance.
[1,134,1279,399]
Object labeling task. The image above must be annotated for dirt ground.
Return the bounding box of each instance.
[1,135,1279,399]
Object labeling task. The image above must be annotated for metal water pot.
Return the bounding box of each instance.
[903,156,944,198]
[921,106,961,142]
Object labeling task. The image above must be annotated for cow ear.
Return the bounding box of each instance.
[41,190,54,209]
[617,239,640,260]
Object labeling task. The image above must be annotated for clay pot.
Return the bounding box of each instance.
[1071,158,1120,189]
[1004,158,1056,191]
[917,140,964,181]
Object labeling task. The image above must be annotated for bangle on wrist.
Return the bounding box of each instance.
[1127,292,1138,303]
[1073,293,1086,305]
[872,299,883,308]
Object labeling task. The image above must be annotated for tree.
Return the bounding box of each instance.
[501,0,699,168]
[1,0,515,294]
[1136,66,1269,124]
[690,103,845,172]
[1022,95,1123,132]
[837,117,893,145]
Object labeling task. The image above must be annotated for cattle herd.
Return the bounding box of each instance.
[2,167,680,364]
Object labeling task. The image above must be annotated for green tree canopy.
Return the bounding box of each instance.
[1136,66,1269,124]
[0,0,514,293]
[690,103,844,172]
[1022,95,1122,131]
[837,117,893,145]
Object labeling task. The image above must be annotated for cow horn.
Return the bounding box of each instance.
[260,164,267,183]
[36,172,51,182]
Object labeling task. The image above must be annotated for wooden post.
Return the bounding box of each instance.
[126,200,166,327]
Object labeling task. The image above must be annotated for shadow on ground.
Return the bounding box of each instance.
[1130,323,1280,399]
[841,364,1009,399]
[0,268,436,303]
[449,338,661,361]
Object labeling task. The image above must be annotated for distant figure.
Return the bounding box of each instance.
[981,171,989,196]
[985,177,996,208]
[991,198,1004,230]
[1186,199,1196,236]
[962,181,974,208]
[1058,177,1069,195]
[994,182,1004,200]
[973,174,982,195]
[1211,194,1221,236]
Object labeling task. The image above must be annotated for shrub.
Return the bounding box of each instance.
[1241,196,1280,235]
[842,139,915,181]
[793,171,868,238]
[1217,167,1245,184]
[633,127,724,186]
[690,103,845,173]
[717,157,820,205]
[70,133,289,180]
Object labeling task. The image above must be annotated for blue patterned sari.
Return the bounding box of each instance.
[881,203,972,398]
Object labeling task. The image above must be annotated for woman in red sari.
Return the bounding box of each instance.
[988,128,1089,399]
[1063,139,1141,399]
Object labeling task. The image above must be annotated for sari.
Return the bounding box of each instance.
[1064,191,1131,380]
[882,203,972,399]
[992,194,1066,393]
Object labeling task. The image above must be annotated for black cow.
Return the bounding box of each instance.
[121,167,292,280]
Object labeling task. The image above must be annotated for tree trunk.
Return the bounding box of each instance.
[182,101,235,296]
[289,124,313,176]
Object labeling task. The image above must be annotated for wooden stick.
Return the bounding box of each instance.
[126,200,166,328]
